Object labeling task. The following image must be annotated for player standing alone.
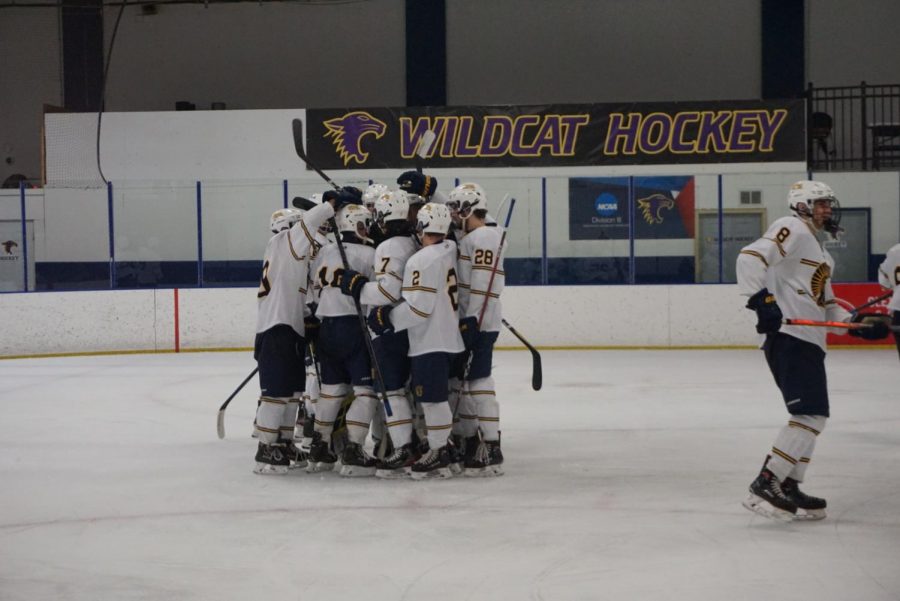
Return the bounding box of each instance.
[736,180,888,521]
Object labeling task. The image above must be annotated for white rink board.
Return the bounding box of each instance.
[0,285,759,357]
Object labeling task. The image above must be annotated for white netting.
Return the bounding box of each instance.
[44,112,108,189]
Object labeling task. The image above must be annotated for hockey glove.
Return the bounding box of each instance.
[339,269,369,301]
[323,186,363,210]
[746,288,783,334]
[367,305,394,336]
[304,314,320,344]
[848,312,890,340]
[397,171,437,198]
[459,316,479,350]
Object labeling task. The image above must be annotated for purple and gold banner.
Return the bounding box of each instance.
[305,100,804,170]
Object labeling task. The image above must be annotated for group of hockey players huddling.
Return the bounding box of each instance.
[251,170,506,480]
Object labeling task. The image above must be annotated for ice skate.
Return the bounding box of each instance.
[782,477,827,521]
[742,468,797,522]
[410,445,454,480]
[282,439,308,470]
[339,442,376,477]
[306,434,337,473]
[375,443,417,479]
[465,439,504,477]
[447,434,464,475]
[253,442,290,475]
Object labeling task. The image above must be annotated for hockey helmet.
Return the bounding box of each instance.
[416,202,452,236]
[337,203,371,236]
[270,208,303,233]
[448,182,487,218]
[374,189,411,223]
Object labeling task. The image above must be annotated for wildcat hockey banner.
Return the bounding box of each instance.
[305,100,804,170]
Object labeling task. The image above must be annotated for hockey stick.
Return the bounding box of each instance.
[849,290,892,315]
[292,196,318,211]
[414,130,436,175]
[501,318,542,391]
[291,118,394,417]
[217,366,259,439]
[783,319,871,329]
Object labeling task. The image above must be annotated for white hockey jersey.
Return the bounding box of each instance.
[457,224,505,332]
[359,235,418,308]
[737,214,850,351]
[878,243,900,312]
[255,202,334,335]
[313,239,375,317]
[390,239,465,356]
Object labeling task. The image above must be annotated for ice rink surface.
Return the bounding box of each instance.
[1,348,899,601]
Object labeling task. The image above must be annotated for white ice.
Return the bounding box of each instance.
[1,349,899,601]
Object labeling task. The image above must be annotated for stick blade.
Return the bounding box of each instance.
[291,118,306,159]
[416,130,436,159]
[217,409,226,439]
[531,350,542,391]
[292,196,316,210]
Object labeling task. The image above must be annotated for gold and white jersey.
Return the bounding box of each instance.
[313,240,375,318]
[737,214,850,351]
[878,243,900,312]
[359,235,418,308]
[255,202,334,335]
[390,239,465,357]
[457,224,505,333]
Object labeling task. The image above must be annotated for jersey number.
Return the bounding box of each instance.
[318,266,345,289]
[473,249,494,266]
[447,268,459,311]
[257,260,271,298]
[776,227,791,244]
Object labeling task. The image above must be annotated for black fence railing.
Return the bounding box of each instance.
[807,81,900,171]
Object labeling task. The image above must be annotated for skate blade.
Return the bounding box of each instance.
[742,494,794,523]
[339,465,376,477]
[794,508,826,521]
[410,467,453,480]
[288,460,308,470]
[375,467,411,480]
[305,461,335,474]
[254,463,288,475]
[449,463,463,476]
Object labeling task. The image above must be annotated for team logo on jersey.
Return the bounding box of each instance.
[810,262,832,307]
[637,193,674,224]
[323,111,387,166]
[2,240,18,255]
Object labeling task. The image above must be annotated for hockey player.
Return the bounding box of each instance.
[367,202,465,479]
[736,180,888,520]
[451,182,506,477]
[309,200,378,475]
[252,192,354,474]
[877,243,900,359]
[338,189,420,477]
[363,183,389,246]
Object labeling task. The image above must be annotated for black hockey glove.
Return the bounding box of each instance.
[304,314,320,344]
[339,269,369,301]
[459,316,479,350]
[324,186,363,210]
[746,288,783,334]
[397,171,437,198]
[367,305,394,336]
[848,312,890,340]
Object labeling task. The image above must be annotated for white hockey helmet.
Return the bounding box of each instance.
[787,180,837,216]
[337,203,371,235]
[363,183,389,209]
[448,182,487,217]
[416,202,452,236]
[270,208,303,233]
[374,189,411,223]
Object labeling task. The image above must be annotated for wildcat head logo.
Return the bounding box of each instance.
[2,240,18,255]
[323,111,387,166]
[637,194,675,225]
